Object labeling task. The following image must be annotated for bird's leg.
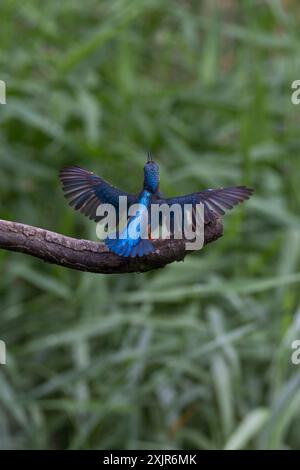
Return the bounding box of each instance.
[148,224,154,240]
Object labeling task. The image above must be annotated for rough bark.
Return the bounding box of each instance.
[0,218,223,274]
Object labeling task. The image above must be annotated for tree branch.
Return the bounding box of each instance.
[0,218,223,274]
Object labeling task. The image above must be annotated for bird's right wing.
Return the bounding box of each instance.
[60,166,138,221]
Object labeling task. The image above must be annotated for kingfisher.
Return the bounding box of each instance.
[60,153,253,257]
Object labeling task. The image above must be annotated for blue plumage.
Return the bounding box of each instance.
[60,152,254,257]
[105,189,155,257]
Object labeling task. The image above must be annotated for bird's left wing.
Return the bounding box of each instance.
[60,166,138,221]
[156,186,254,224]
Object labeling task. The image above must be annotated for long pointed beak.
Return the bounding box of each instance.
[147,151,152,163]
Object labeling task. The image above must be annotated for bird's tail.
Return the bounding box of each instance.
[105,235,154,258]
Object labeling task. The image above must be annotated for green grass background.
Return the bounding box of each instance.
[1,0,300,450]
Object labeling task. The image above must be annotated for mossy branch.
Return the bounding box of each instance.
[0,218,223,274]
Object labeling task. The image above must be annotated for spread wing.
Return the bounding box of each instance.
[60,166,137,221]
[156,186,254,225]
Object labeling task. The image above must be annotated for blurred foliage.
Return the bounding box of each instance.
[1,0,300,450]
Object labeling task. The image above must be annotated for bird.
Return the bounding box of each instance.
[59,152,253,257]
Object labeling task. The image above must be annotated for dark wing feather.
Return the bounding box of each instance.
[60,166,137,221]
[156,186,254,224]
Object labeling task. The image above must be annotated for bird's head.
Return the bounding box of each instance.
[144,152,159,193]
